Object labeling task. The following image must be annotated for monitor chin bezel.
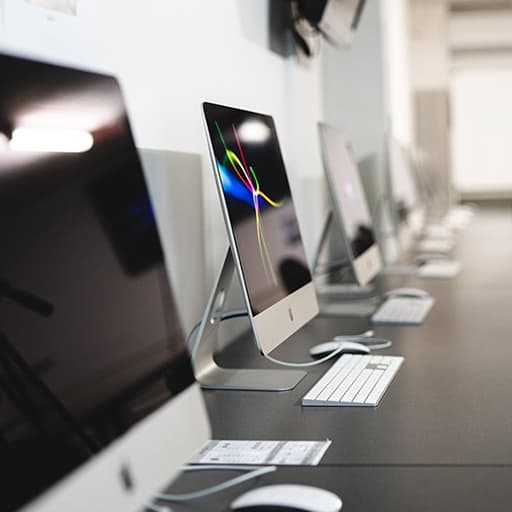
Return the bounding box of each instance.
[250,280,318,355]
[21,383,210,512]
[352,244,381,287]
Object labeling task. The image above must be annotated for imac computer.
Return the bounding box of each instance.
[316,124,435,323]
[388,138,459,266]
[0,53,210,512]
[194,102,319,391]
[316,123,382,288]
[388,136,425,250]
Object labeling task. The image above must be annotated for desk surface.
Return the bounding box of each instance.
[168,206,512,511]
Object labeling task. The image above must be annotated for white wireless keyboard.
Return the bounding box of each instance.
[417,260,461,279]
[371,296,434,325]
[302,354,403,407]
[417,239,454,254]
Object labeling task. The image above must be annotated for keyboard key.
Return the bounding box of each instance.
[340,369,372,403]
[329,358,369,402]
[353,369,384,403]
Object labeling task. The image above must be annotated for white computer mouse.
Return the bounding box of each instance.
[231,484,342,512]
[384,287,431,299]
[309,340,370,358]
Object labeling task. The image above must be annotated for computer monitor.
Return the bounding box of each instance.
[0,53,210,512]
[202,103,318,357]
[388,136,423,233]
[318,123,382,286]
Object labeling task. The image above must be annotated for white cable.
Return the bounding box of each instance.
[156,465,276,502]
[185,320,201,346]
[333,336,392,348]
[365,340,393,350]
[182,464,272,472]
[185,309,248,346]
[331,336,373,342]
[334,329,374,339]
[263,344,348,368]
[332,331,392,350]
[217,309,247,319]
[189,311,392,366]
[146,504,172,512]
[266,335,394,367]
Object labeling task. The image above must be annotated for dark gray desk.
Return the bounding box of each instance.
[167,206,512,511]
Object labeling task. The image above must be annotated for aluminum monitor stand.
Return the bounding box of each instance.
[312,209,374,297]
[191,248,306,391]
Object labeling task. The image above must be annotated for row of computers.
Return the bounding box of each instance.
[0,52,470,512]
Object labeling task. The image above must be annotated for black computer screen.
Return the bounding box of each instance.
[203,103,311,315]
[0,54,193,512]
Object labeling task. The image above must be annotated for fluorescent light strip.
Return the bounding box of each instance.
[9,127,94,153]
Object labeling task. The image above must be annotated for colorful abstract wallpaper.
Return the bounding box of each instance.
[203,103,311,314]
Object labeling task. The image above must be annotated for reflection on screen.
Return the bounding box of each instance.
[338,167,375,258]
[321,127,376,260]
[389,137,418,222]
[204,104,311,315]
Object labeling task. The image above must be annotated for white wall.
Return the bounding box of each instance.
[450,10,512,52]
[381,0,412,147]
[451,62,512,196]
[322,0,386,161]
[408,0,452,215]
[409,0,450,90]
[449,10,512,198]
[0,0,97,66]
[97,2,290,154]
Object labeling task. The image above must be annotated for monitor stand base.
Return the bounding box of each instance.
[191,248,306,391]
[198,365,306,392]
